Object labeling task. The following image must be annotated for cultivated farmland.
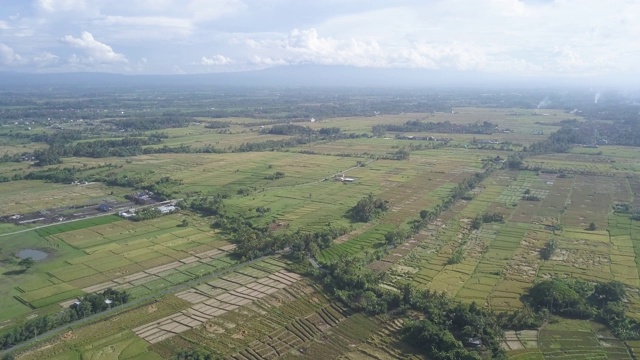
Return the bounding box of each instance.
[2,89,640,360]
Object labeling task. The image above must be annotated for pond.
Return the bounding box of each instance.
[16,249,48,261]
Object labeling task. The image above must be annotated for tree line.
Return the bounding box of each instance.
[373,120,497,136]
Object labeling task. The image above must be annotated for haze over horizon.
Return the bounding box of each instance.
[1,0,639,87]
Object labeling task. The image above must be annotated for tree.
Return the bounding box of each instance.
[506,154,524,169]
[592,281,626,306]
[255,206,271,216]
[18,257,35,271]
[180,219,189,227]
[419,209,428,220]
[540,239,557,260]
[587,222,597,231]
[348,194,389,222]
[174,348,219,360]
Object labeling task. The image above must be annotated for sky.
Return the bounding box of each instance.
[0,0,639,80]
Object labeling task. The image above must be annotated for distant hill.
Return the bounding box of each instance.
[0,65,611,89]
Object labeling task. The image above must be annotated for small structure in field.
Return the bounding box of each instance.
[335,174,355,183]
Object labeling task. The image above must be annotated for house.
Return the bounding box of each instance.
[119,209,136,218]
[157,205,177,214]
[128,190,156,204]
[467,337,483,348]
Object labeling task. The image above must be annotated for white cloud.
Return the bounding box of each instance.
[100,16,191,29]
[0,43,24,65]
[200,55,233,65]
[187,0,246,22]
[244,28,487,71]
[62,31,128,63]
[0,21,10,30]
[246,28,388,67]
[250,55,288,66]
[37,0,87,12]
[33,51,59,66]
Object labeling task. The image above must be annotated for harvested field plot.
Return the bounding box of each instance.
[135,265,300,345]
[0,181,126,217]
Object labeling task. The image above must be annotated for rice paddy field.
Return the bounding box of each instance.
[2,105,640,359]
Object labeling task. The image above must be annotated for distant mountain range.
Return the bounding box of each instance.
[0,65,623,89]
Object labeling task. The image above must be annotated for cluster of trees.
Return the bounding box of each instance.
[470,212,504,230]
[255,206,271,216]
[550,120,640,147]
[384,225,411,246]
[262,124,343,137]
[264,171,285,180]
[526,279,640,339]
[32,136,164,165]
[319,256,506,359]
[31,130,87,145]
[203,121,230,129]
[613,202,640,221]
[447,248,465,265]
[106,115,192,131]
[504,124,584,171]
[179,196,225,216]
[1,288,129,351]
[21,164,117,183]
[318,127,341,136]
[540,239,557,260]
[130,207,163,221]
[234,137,314,152]
[348,194,389,222]
[522,194,541,201]
[373,120,497,136]
[102,175,182,200]
[262,124,314,135]
[390,147,410,160]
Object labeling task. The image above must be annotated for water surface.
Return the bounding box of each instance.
[17,249,48,261]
